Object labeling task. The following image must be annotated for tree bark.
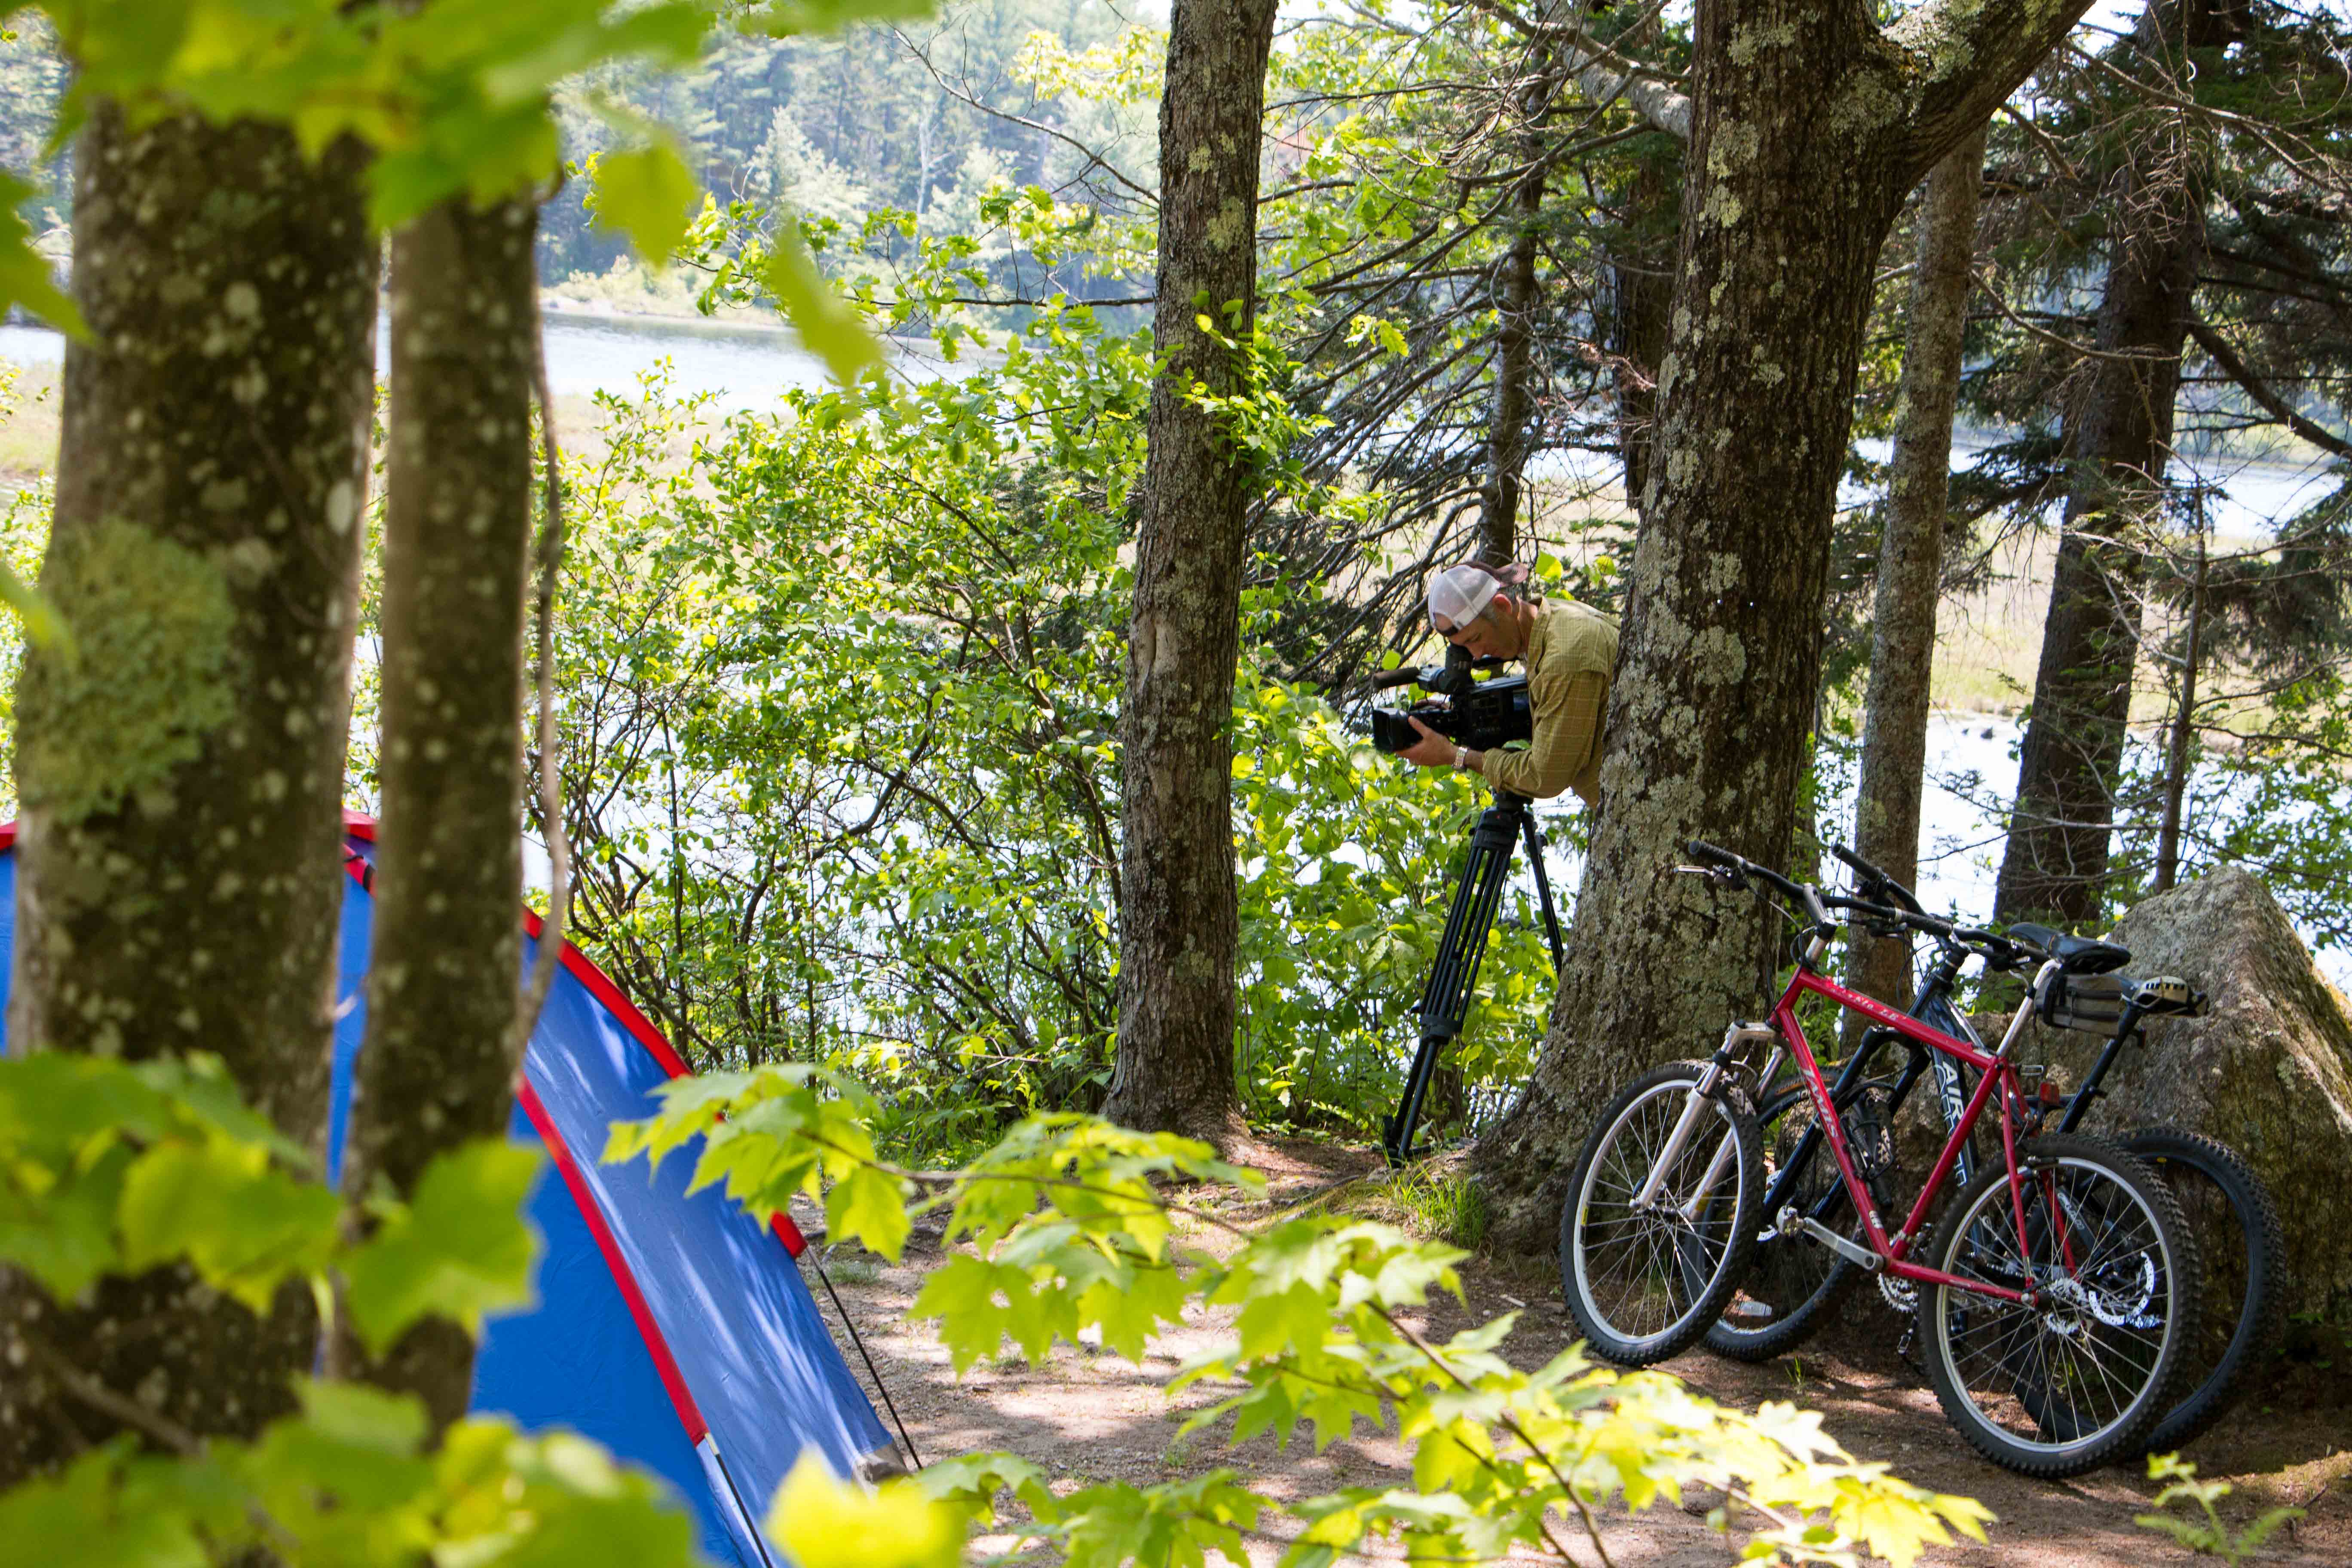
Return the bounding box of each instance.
[1605,161,1675,525]
[1476,52,1560,563]
[1473,0,2098,1248]
[1846,125,1987,1022]
[0,107,374,1479]
[1994,0,2229,927]
[1477,178,1543,564]
[1102,0,1279,1147]
[337,195,540,1433]
[2150,535,2205,893]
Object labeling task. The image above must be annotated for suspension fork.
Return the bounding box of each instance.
[1631,1022,1776,1212]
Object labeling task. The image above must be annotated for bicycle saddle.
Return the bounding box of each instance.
[2008,922,2132,974]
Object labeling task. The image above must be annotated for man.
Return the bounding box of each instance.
[1398,561,1619,806]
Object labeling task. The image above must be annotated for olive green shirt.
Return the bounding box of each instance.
[1476,597,1619,805]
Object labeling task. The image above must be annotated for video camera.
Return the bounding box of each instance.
[1367,644,1534,755]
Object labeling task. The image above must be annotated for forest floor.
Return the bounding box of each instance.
[800,1138,2352,1568]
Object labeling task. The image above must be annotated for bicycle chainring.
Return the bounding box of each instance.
[1877,1272,1917,1314]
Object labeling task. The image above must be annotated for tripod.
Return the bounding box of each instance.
[1380,788,1565,1165]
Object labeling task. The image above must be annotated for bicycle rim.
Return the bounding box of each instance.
[1569,1074,1755,1361]
[1925,1145,2187,1470]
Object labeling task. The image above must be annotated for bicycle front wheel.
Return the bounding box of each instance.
[1560,1061,1762,1366]
[1917,1133,2201,1476]
[2122,1126,2286,1453]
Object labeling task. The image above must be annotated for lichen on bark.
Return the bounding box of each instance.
[16,519,236,830]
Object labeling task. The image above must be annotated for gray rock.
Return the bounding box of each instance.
[2021,866,2352,1319]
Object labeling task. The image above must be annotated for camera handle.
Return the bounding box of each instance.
[1381,790,1565,1167]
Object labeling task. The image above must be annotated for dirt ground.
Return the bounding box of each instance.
[797,1139,2352,1568]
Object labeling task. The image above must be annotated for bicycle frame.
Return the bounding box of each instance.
[1757,959,2068,1306]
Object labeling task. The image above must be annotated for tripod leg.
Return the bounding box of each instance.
[1385,803,1519,1165]
[1519,808,1565,974]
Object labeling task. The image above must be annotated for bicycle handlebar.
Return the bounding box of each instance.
[1686,842,2043,974]
[1685,840,1833,934]
[1828,841,1925,915]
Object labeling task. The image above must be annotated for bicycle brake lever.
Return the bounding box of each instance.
[1670,864,1747,890]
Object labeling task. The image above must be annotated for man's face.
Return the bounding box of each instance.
[1431,595,1511,658]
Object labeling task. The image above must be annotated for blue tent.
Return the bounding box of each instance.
[0,817,902,1567]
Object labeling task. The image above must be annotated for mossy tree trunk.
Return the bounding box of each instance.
[1474,0,2096,1247]
[1102,0,1279,1147]
[1994,0,2232,928]
[1846,126,1986,1023]
[336,195,540,1434]
[0,107,374,1479]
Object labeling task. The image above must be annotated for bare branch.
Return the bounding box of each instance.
[2186,315,2352,463]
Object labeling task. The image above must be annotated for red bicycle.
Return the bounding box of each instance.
[1558,840,2202,1476]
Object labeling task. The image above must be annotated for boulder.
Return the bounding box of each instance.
[2020,866,2352,1320]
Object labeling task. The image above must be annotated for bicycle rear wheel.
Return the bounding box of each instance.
[2122,1126,2286,1453]
[1560,1061,1762,1366]
[1705,1081,1883,1363]
[1916,1133,2200,1476]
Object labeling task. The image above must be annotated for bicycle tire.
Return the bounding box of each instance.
[1703,1081,1871,1363]
[1915,1133,2202,1477]
[1560,1060,1763,1366]
[2121,1125,2288,1454]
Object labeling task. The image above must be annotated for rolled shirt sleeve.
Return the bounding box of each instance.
[1478,667,1608,804]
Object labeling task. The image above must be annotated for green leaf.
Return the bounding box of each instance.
[768,1454,961,1568]
[0,557,74,655]
[763,225,883,384]
[827,1161,911,1262]
[343,1139,543,1354]
[0,1441,227,1568]
[118,1138,342,1313]
[591,144,700,267]
[0,171,83,337]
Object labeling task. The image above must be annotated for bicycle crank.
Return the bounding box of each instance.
[1776,1207,1881,1271]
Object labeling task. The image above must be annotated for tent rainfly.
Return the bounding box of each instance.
[0,814,906,1568]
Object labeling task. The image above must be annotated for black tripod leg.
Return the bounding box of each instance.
[1519,809,1565,974]
[1384,801,1521,1165]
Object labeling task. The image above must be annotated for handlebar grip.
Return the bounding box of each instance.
[1686,839,1743,872]
[1829,842,1873,876]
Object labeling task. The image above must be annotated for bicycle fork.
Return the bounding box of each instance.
[1630,1024,1779,1218]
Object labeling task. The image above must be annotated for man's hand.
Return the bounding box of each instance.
[1399,717,1457,769]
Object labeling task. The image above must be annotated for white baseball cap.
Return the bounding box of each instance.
[1427,564,1503,630]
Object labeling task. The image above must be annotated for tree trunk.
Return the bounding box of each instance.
[1846,125,1986,1022]
[1472,0,2097,1248]
[1605,162,1675,524]
[337,195,540,1434]
[0,107,374,1479]
[1476,55,1557,563]
[1995,0,2226,927]
[2150,533,2205,892]
[1101,0,1278,1148]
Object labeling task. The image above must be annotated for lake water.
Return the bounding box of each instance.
[0,310,960,413]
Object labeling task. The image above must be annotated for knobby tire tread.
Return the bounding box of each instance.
[2121,1124,2288,1455]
